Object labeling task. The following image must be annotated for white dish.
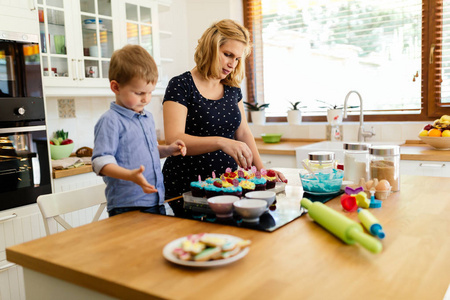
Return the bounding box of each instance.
[270,182,286,193]
[162,234,249,267]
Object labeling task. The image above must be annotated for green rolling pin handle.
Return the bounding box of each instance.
[347,228,383,254]
[301,198,383,254]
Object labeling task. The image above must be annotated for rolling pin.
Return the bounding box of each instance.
[301,198,382,254]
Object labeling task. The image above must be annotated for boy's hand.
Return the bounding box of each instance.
[130,165,157,194]
[169,140,187,157]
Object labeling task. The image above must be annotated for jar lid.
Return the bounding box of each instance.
[308,151,335,161]
[369,145,400,156]
[343,142,370,151]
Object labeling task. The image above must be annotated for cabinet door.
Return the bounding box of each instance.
[118,0,159,63]
[37,0,73,83]
[0,0,39,34]
[77,0,116,82]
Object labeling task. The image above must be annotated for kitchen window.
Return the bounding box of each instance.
[243,0,450,122]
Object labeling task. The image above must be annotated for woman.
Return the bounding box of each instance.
[162,19,285,199]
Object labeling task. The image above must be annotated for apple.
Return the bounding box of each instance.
[61,139,73,145]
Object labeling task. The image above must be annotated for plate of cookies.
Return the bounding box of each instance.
[163,233,251,267]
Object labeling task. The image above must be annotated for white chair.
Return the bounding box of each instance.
[37,183,107,236]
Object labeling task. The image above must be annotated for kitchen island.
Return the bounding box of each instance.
[6,169,450,300]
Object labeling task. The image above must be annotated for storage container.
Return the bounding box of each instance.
[369,145,400,192]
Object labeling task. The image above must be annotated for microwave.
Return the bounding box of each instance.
[0,30,43,99]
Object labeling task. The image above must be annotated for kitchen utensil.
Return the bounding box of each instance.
[301,198,382,253]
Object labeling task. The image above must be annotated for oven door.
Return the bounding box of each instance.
[0,125,51,210]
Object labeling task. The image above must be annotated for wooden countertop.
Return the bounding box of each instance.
[7,169,450,300]
[255,138,323,155]
[400,142,450,161]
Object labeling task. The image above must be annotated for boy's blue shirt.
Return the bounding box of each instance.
[92,102,164,211]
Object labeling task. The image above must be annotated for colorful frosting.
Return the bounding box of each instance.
[239,180,255,190]
[190,181,207,189]
[223,186,243,193]
[250,177,267,185]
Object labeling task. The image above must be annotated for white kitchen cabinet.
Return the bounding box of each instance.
[36,0,172,96]
[260,154,297,169]
[0,204,46,300]
[0,0,39,34]
[400,160,450,177]
[0,172,106,300]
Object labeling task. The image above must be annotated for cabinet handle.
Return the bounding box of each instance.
[78,59,84,81]
[419,163,445,168]
[0,213,17,223]
[72,59,78,80]
[0,263,16,272]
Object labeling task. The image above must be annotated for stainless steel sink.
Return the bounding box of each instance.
[295,141,405,168]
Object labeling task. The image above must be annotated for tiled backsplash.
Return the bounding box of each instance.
[45,95,164,150]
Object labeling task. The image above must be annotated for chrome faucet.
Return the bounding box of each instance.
[343,91,375,142]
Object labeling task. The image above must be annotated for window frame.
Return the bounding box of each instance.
[243,0,450,123]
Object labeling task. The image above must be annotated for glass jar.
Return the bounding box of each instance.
[343,142,369,184]
[369,145,400,192]
[307,151,336,173]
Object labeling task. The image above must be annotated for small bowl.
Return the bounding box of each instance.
[207,195,240,218]
[261,133,282,143]
[233,199,267,223]
[418,136,450,150]
[245,191,276,207]
[50,143,74,160]
[300,170,344,194]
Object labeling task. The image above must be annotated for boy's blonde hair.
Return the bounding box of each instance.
[109,45,158,85]
[194,19,251,87]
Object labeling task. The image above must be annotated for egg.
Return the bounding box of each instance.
[365,180,373,190]
[375,179,391,191]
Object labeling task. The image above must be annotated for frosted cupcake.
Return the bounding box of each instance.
[204,180,223,198]
[264,169,277,189]
[239,180,255,196]
[250,171,267,191]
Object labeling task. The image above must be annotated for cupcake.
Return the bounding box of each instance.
[239,180,255,196]
[204,180,223,198]
[264,169,277,189]
[250,171,267,191]
[223,178,242,198]
[190,175,207,197]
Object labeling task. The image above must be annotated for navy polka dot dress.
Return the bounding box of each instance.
[162,71,242,199]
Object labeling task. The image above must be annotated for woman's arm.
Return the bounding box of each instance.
[163,101,252,168]
[234,101,287,182]
[234,101,263,169]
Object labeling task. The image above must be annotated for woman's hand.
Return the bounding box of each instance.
[130,165,158,194]
[219,139,253,169]
[274,169,288,183]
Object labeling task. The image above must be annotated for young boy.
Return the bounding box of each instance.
[92,45,186,217]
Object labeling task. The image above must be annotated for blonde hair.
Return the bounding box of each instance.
[194,19,251,87]
[109,45,158,85]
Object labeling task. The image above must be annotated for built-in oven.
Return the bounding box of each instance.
[0,30,51,211]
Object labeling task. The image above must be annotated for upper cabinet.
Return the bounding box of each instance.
[36,0,172,97]
[0,0,39,34]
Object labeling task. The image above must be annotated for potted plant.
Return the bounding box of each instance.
[287,101,305,125]
[243,101,270,125]
[316,100,358,125]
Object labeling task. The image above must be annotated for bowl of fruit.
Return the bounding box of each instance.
[49,130,74,159]
[418,115,450,150]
